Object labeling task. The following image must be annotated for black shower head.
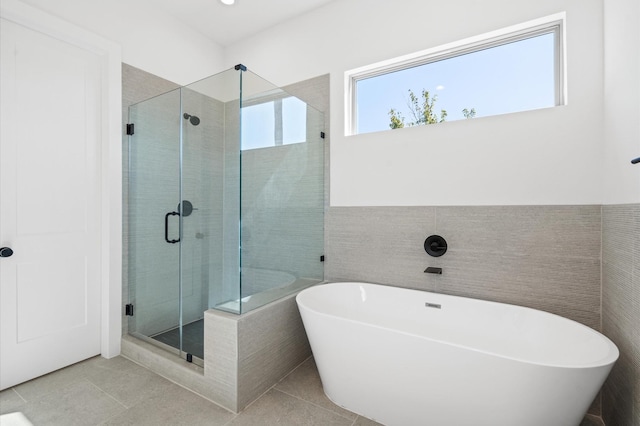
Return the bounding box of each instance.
[183,113,200,126]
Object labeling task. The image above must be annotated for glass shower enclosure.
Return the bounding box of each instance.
[127,65,324,364]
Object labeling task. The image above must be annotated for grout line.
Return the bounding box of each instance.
[600,205,603,334]
[90,358,148,380]
[275,355,312,385]
[583,413,605,426]
[220,411,239,426]
[233,355,314,414]
[96,408,129,426]
[233,377,280,414]
[10,387,28,404]
[434,205,437,232]
[84,379,128,410]
[273,388,356,423]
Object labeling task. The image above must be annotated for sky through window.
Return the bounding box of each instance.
[355,32,556,134]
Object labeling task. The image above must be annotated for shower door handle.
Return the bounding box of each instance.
[165,211,180,244]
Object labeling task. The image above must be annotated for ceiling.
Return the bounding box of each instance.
[18,0,337,47]
[145,0,336,46]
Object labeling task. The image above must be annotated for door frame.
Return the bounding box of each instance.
[1,0,122,358]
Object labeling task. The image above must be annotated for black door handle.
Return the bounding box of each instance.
[165,212,180,244]
[0,247,14,257]
[632,157,640,164]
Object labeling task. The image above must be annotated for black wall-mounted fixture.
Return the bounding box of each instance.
[424,235,448,257]
[632,156,640,164]
[424,267,442,274]
[178,200,195,217]
[183,113,200,126]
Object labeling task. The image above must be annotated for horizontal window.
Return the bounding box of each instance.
[347,14,565,135]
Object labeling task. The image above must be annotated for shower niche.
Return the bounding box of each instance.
[126,65,325,369]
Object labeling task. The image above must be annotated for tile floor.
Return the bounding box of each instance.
[0,355,605,426]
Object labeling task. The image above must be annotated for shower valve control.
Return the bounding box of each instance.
[0,247,13,258]
[424,235,448,257]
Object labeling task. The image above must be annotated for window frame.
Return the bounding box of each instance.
[345,13,566,136]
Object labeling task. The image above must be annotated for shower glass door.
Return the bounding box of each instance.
[127,88,183,358]
[128,68,242,364]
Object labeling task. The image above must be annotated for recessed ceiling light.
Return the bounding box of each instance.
[220,0,235,5]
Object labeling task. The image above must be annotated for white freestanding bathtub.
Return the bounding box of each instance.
[296,282,618,426]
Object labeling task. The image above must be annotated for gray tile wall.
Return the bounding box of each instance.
[204,293,311,412]
[203,310,238,410]
[236,293,311,410]
[325,205,602,329]
[602,204,640,426]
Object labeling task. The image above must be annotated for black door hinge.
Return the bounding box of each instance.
[320,132,325,139]
[320,255,325,262]
[126,123,135,135]
[125,304,134,316]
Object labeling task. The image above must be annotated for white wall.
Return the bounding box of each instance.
[18,0,625,206]
[603,0,640,204]
[12,0,225,85]
[226,0,605,206]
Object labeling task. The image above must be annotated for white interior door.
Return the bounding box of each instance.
[0,18,103,390]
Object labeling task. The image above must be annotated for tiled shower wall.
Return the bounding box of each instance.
[602,204,640,425]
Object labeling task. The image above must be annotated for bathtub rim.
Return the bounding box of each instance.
[296,281,619,370]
